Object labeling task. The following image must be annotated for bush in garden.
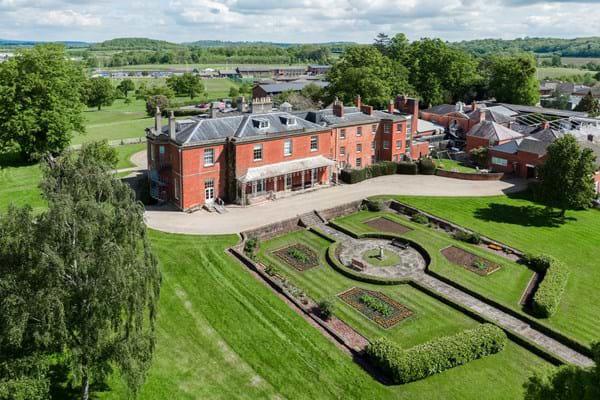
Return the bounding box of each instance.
[366,324,507,384]
[453,231,482,244]
[366,200,383,212]
[411,213,429,225]
[397,161,419,175]
[380,161,397,175]
[368,163,383,178]
[418,158,436,175]
[244,237,258,256]
[522,254,557,273]
[526,255,569,318]
[340,168,367,184]
[318,299,335,320]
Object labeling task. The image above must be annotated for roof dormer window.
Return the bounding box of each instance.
[279,115,296,126]
[252,118,270,130]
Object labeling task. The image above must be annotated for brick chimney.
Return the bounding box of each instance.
[543,121,550,130]
[355,94,362,109]
[169,111,176,141]
[333,98,344,118]
[395,95,407,112]
[154,106,162,133]
[407,98,419,136]
[360,104,373,115]
[388,99,394,114]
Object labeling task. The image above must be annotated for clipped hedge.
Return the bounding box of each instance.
[340,168,368,184]
[397,161,419,175]
[341,162,398,184]
[366,324,507,384]
[530,257,570,318]
[418,158,436,175]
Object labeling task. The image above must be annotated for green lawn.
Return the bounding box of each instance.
[332,211,533,313]
[114,143,146,169]
[386,194,600,346]
[100,229,549,400]
[435,158,478,173]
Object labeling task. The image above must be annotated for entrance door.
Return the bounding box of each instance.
[204,179,215,203]
[526,165,536,179]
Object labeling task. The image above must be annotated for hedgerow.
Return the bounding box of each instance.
[528,255,570,318]
[397,161,418,175]
[366,324,507,384]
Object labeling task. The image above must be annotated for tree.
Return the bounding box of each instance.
[574,91,600,116]
[551,54,562,67]
[326,45,412,108]
[84,77,116,111]
[524,342,600,400]
[536,135,597,218]
[117,78,135,97]
[42,142,160,399]
[300,83,325,104]
[166,73,204,99]
[402,38,480,106]
[469,146,489,168]
[0,44,86,160]
[485,53,540,105]
[545,89,571,110]
[146,95,169,116]
[228,86,239,99]
[373,33,391,55]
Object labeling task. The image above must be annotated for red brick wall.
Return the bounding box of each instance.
[421,112,476,133]
[410,141,430,160]
[466,136,491,152]
[179,143,228,210]
[488,150,543,178]
[332,123,379,168]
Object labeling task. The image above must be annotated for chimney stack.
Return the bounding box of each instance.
[211,102,218,119]
[543,121,550,130]
[154,106,162,133]
[333,97,344,118]
[407,98,419,136]
[388,99,395,114]
[355,94,362,109]
[169,111,176,141]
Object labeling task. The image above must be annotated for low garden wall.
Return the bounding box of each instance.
[242,215,302,241]
[317,200,364,221]
[435,169,505,181]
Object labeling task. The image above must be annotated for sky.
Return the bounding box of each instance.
[1,0,599,43]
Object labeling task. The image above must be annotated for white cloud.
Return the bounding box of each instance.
[0,0,598,43]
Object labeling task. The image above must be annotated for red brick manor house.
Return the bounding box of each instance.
[146,96,425,211]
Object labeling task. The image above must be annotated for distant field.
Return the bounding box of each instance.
[561,57,600,66]
[101,63,308,71]
[537,66,596,79]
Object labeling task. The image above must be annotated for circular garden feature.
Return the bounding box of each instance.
[361,248,402,267]
[273,243,319,271]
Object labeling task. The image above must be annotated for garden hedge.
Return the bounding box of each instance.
[530,256,570,318]
[340,168,368,184]
[418,158,436,175]
[397,161,419,175]
[340,162,401,184]
[366,324,507,384]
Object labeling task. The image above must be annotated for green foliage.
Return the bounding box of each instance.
[574,91,600,115]
[536,135,597,217]
[523,254,557,273]
[116,78,135,96]
[84,77,116,111]
[339,168,367,184]
[366,199,383,212]
[286,247,310,263]
[469,146,489,168]
[244,237,258,256]
[0,356,50,400]
[359,294,393,317]
[473,260,488,270]
[524,342,600,400]
[531,259,570,318]
[326,45,412,108]
[418,158,436,175]
[454,37,600,58]
[453,231,482,244]
[366,324,507,384]
[166,73,205,99]
[317,299,335,320]
[485,53,540,105]
[146,95,170,117]
[300,83,325,104]
[0,44,86,160]
[411,213,429,225]
[397,161,419,175]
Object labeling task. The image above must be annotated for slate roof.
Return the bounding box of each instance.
[421,104,457,115]
[467,121,523,141]
[150,112,325,146]
[491,139,521,155]
[417,119,445,134]
[467,108,514,125]
[499,103,588,118]
[296,106,406,127]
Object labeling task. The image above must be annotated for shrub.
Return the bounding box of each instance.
[418,158,436,175]
[411,213,429,225]
[366,324,507,384]
[380,161,397,175]
[368,163,383,178]
[264,264,280,276]
[366,199,383,212]
[359,294,393,317]
[318,299,335,320]
[287,247,310,263]
[244,237,258,256]
[453,230,482,244]
[522,254,557,273]
[397,161,419,175]
[339,168,367,184]
[530,257,569,318]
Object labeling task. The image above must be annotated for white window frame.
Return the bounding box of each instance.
[283,139,293,156]
[492,157,508,167]
[253,144,263,161]
[339,146,346,156]
[371,141,375,151]
[356,157,362,168]
[396,140,402,149]
[371,124,377,134]
[396,123,403,131]
[203,148,214,166]
[357,126,362,137]
[340,129,346,139]
[356,143,362,153]
[310,135,319,152]
[384,124,391,134]
[383,140,390,150]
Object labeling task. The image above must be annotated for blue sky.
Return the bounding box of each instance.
[1,0,599,43]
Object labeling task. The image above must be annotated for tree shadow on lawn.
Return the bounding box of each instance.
[473,193,576,228]
[0,150,37,168]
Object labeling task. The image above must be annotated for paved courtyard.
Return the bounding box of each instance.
[145,174,526,234]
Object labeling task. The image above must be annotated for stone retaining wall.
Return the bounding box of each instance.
[241,216,302,240]
[318,199,364,221]
[435,169,505,181]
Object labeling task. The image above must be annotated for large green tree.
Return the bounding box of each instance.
[0,44,86,160]
[536,135,597,218]
[485,53,540,105]
[326,45,412,108]
[0,142,161,400]
[403,38,480,106]
[84,77,116,111]
[574,91,600,116]
[166,72,204,99]
[524,342,600,400]
[117,78,135,97]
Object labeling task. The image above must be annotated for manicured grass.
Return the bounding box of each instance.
[254,229,549,398]
[435,158,478,173]
[114,143,145,169]
[362,248,401,267]
[387,194,600,345]
[333,211,533,312]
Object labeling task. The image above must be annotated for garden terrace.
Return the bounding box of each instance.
[384,194,600,346]
[339,287,413,329]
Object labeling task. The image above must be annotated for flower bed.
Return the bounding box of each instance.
[441,246,501,276]
[273,243,319,271]
[338,287,413,328]
[364,217,412,235]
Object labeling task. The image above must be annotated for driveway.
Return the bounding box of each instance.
[144,175,526,235]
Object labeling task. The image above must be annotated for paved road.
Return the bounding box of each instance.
[145,174,526,235]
